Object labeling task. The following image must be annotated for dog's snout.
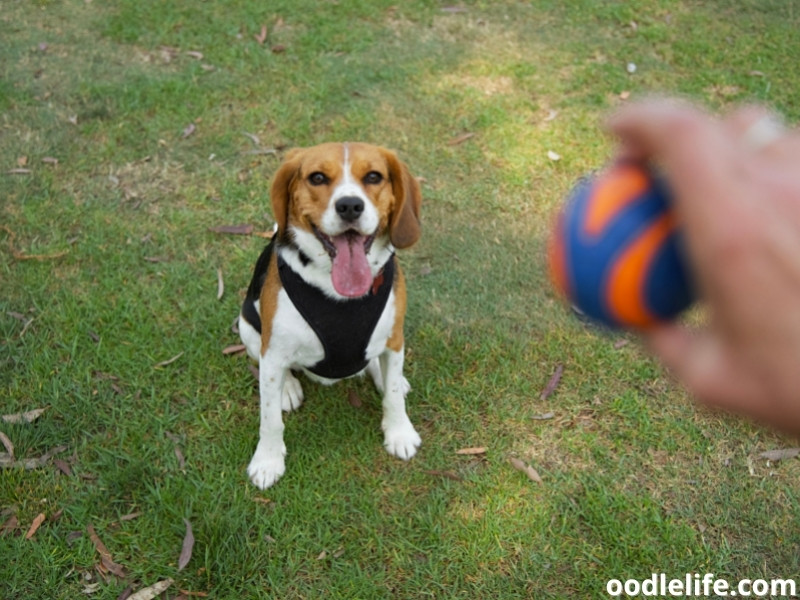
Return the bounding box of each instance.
[335,196,365,222]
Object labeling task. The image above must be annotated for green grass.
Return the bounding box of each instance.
[3,1,800,598]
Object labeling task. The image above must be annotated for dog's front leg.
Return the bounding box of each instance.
[380,347,421,460]
[247,355,288,489]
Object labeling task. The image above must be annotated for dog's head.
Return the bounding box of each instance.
[270,142,422,298]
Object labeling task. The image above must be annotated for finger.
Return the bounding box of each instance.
[644,325,761,412]
[606,101,738,222]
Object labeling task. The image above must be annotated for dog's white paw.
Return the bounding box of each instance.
[382,417,421,460]
[281,372,304,412]
[247,445,287,489]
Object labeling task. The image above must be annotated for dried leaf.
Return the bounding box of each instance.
[0,432,14,458]
[186,51,204,60]
[424,470,463,481]
[1,515,19,537]
[208,224,254,235]
[448,132,475,146]
[441,6,468,12]
[66,530,83,545]
[271,44,286,54]
[547,150,561,161]
[178,592,208,598]
[317,550,327,561]
[543,109,559,122]
[241,132,261,147]
[117,585,134,600]
[252,229,276,239]
[178,519,194,571]
[41,156,59,165]
[456,447,486,456]
[88,331,101,343]
[6,168,32,175]
[174,446,185,469]
[154,352,184,368]
[0,444,67,470]
[509,457,542,484]
[254,25,268,45]
[143,256,168,263]
[83,582,101,595]
[347,389,363,408]
[17,156,28,167]
[759,448,800,462]
[87,524,127,577]
[222,344,246,356]
[216,268,224,300]
[120,512,142,522]
[181,123,196,139]
[247,364,259,380]
[530,412,555,421]
[25,513,46,539]
[54,459,72,476]
[540,364,563,401]
[127,579,174,600]
[619,90,631,100]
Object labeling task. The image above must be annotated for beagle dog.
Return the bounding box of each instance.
[238,142,423,489]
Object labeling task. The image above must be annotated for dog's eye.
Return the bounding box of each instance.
[363,171,383,185]
[308,172,328,186]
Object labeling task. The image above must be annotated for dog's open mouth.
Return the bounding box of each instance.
[313,226,376,298]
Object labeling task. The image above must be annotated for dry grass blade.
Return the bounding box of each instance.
[178,518,194,571]
[25,513,46,540]
[509,457,543,484]
[128,579,174,600]
[2,407,46,424]
[154,352,184,368]
[539,364,563,401]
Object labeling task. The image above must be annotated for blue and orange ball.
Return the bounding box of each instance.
[548,162,694,329]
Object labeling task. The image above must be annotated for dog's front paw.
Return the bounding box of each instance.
[247,445,287,489]
[382,417,421,460]
[281,372,304,412]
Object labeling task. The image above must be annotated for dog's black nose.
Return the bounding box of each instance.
[335,196,365,222]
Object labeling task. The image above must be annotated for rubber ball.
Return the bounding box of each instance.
[548,162,693,329]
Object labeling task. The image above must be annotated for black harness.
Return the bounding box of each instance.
[242,239,395,379]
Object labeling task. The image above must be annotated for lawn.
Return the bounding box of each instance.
[2,1,800,598]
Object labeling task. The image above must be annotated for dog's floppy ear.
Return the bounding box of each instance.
[383,149,422,249]
[270,148,305,234]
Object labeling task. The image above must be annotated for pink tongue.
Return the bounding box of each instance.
[331,233,373,297]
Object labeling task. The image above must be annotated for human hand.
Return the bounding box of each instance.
[608,99,800,433]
